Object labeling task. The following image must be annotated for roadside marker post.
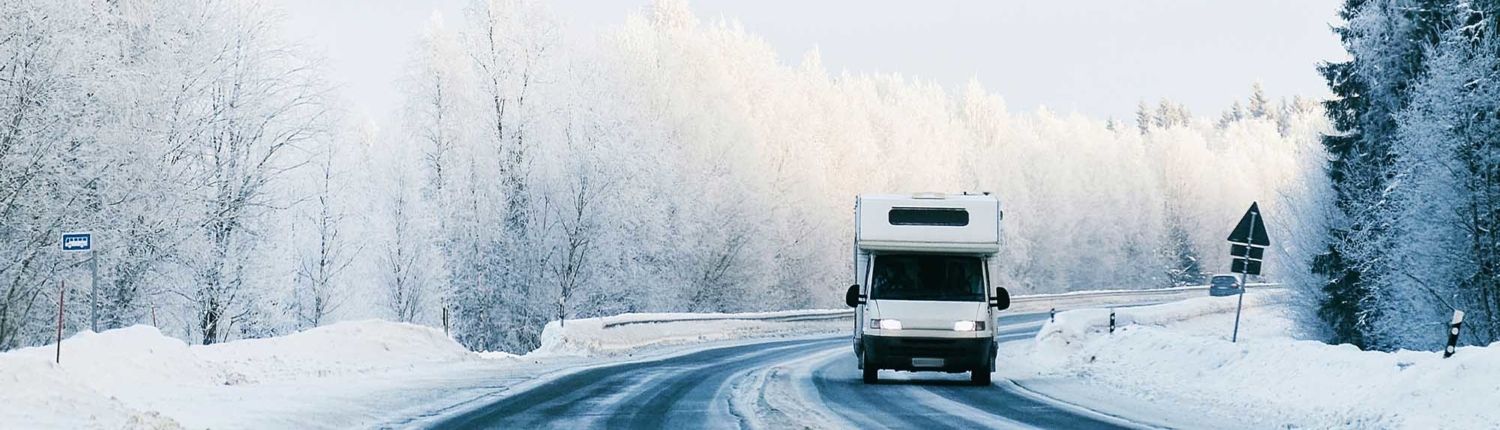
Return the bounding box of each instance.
[1109,309,1116,334]
[1445,310,1464,358]
[1226,203,1269,343]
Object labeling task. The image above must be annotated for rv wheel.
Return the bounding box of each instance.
[971,369,991,386]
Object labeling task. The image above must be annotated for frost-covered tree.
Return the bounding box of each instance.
[0,0,114,348]
[1135,100,1153,134]
[167,4,328,344]
[291,142,356,329]
[1392,6,1500,345]
[1154,99,1191,129]
[1218,101,1247,129]
[406,13,468,200]
[1161,206,1205,287]
[1314,0,1428,350]
[1248,82,1272,119]
[379,162,431,324]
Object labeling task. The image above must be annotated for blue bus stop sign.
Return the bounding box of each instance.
[61,232,92,252]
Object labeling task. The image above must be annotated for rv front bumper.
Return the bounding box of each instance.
[861,335,995,371]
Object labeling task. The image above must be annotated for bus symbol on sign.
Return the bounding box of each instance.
[61,232,92,252]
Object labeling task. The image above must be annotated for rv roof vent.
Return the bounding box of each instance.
[912,192,945,200]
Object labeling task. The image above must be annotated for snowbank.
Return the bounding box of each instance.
[533,310,849,357]
[0,320,486,428]
[197,321,482,383]
[0,311,848,428]
[1031,290,1288,355]
[1015,291,1500,428]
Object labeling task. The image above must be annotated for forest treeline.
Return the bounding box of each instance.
[2,0,1330,353]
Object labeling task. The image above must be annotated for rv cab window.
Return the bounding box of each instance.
[870,254,985,302]
[888,207,969,226]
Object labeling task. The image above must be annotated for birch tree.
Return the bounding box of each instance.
[166,2,329,344]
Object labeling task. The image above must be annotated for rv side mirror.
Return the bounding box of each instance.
[845,285,864,307]
[991,287,1011,310]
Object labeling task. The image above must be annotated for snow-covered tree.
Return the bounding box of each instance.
[1248,81,1272,119]
[1136,100,1153,134]
[1391,6,1500,346]
[291,141,357,328]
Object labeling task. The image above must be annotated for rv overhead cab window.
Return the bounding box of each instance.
[888,207,969,226]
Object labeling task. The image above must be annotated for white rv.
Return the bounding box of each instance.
[844,192,1010,385]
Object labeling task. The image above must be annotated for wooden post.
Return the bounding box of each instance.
[56,281,65,364]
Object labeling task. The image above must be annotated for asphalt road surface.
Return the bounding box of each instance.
[430,312,1146,429]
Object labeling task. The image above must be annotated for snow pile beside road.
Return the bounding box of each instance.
[533,310,849,357]
[0,355,182,429]
[1017,291,1500,428]
[1031,291,1287,357]
[0,320,486,428]
[198,320,481,383]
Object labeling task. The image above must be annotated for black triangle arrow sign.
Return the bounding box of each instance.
[1227,202,1269,246]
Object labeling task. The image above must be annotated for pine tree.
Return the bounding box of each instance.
[1218,101,1247,129]
[1162,215,1204,287]
[1248,82,1271,119]
[1135,100,1152,135]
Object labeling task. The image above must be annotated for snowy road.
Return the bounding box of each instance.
[430,312,1146,429]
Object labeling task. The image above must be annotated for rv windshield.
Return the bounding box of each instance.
[870,254,985,302]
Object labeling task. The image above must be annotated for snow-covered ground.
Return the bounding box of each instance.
[10,288,1490,429]
[0,313,847,429]
[0,287,1262,429]
[1001,290,1500,429]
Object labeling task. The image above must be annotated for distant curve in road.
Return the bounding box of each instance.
[429,312,1145,430]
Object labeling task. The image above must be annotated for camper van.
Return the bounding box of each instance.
[844,192,1010,385]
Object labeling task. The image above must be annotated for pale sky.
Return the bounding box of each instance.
[274,0,1346,125]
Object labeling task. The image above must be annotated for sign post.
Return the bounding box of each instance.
[60,232,96,332]
[1226,203,1269,343]
[56,281,65,364]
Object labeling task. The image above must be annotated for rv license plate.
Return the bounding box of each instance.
[911,358,945,368]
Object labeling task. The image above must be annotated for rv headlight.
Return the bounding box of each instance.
[873,319,903,330]
[953,321,985,332]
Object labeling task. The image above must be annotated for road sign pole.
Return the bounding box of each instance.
[90,251,98,333]
[1231,211,1256,343]
[56,280,65,364]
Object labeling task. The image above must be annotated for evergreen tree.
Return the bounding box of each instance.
[1248,82,1271,119]
[1218,101,1247,129]
[1136,100,1152,135]
[1162,214,1204,287]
